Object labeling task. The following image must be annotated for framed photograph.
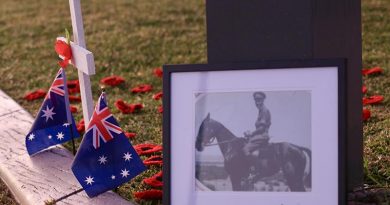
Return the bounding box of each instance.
[163,59,346,205]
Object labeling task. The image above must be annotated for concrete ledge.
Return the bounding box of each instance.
[0,90,134,205]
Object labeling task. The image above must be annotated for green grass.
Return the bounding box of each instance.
[0,0,389,204]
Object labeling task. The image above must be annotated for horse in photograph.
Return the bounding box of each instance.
[195,114,311,192]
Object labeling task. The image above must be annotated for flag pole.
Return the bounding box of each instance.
[45,188,84,204]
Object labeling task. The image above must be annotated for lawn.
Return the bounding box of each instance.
[0,0,389,204]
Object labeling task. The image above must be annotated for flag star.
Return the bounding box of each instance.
[56,132,65,140]
[41,105,56,122]
[123,152,133,162]
[120,169,130,178]
[85,176,94,185]
[28,133,35,141]
[111,175,116,180]
[63,123,70,127]
[98,155,108,164]
[48,135,52,139]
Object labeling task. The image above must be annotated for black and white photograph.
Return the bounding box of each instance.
[195,90,312,192]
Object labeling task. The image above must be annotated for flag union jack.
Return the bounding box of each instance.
[87,95,122,149]
[45,69,65,99]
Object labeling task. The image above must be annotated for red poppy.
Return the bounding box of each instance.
[70,105,78,113]
[77,119,85,133]
[362,67,384,76]
[363,95,384,105]
[55,39,72,68]
[131,84,153,93]
[152,92,163,100]
[69,95,81,102]
[134,144,163,156]
[125,132,137,139]
[363,108,371,121]
[24,89,46,101]
[134,189,162,200]
[115,99,144,114]
[100,76,125,86]
[143,171,163,188]
[362,85,367,94]
[67,80,80,94]
[153,67,163,78]
[157,105,163,113]
[143,155,163,167]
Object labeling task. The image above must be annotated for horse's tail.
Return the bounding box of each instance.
[299,146,311,189]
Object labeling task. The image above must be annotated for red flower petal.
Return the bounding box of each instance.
[55,39,72,68]
[70,105,78,113]
[157,105,163,113]
[134,144,163,156]
[69,95,81,102]
[153,67,163,78]
[362,85,367,94]
[152,92,163,100]
[100,76,125,86]
[115,99,143,114]
[143,155,163,166]
[363,95,384,105]
[134,189,162,200]
[77,119,85,133]
[67,80,80,94]
[131,84,153,93]
[143,171,163,188]
[24,89,46,101]
[363,108,371,121]
[362,67,384,76]
[125,132,137,139]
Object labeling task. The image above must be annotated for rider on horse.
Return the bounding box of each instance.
[243,91,271,156]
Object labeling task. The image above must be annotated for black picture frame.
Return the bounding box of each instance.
[163,59,346,205]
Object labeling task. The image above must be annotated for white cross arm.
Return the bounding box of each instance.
[57,37,95,75]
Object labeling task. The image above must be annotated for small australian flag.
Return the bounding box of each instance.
[71,93,146,197]
[25,68,79,156]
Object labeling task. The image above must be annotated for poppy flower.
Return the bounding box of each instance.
[153,67,163,78]
[125,132,137,139]
[152,92,163,100]
[363,95,384,105]
[67,80,80,94]
[69,95,81,102]
[362,85,367,94]
[24,89,46,101]
[100,76,125,86]
[143,155,163,167]
[143,171,163,188]
[115,99,143,114]
[134,144,163,156]
[363,108,371,121]
[134,189,162,200]
[55,39,72,68]
[70,105,78,113]
[131,84,153,93]
[157,105,163,113]
[362,67,384,76]
[77,119,85,133]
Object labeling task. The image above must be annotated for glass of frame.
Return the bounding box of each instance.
[163,59,346,205]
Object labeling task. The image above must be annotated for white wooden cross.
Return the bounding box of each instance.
[58,0,95,128]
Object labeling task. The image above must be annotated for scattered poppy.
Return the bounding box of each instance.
[125,132,137,139]
[24,89,46,101]
[363,95,384,105]
[77,119,85,133]
[143,155,163,167]
[100,76,125,86]
[362,85,367,94]
[67,80,80,94]
[134,189,162,200]
[153,67,163,78]
[55,39,72,68]
[362,67,384,76]
[115,99,144,114]
[363,108,371,121]
[70,105,78,113]
[152,92,163,100]
[157,105,163,113]
[134,144,163,156]
[143,171,163,188]
[131,84,153,93]
[69,95,81,102]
